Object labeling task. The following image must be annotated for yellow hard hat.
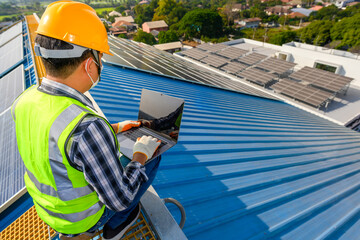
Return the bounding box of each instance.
[36,0,111,55]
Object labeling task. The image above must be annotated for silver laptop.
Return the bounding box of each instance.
[117,89,185,162]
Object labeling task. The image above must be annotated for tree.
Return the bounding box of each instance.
[134,4,154,25]
[115,5,126,13]
[158,30,179,43]
[152,0,186,26]
[299,20,332,45]
[311,5,339,20]
[222,0,236,26]
[175,9,223,39]
[133,29,156,45]
[330,14,360,50]
[269,30,296,45]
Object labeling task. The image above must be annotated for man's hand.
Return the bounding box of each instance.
[132,136,161,165]
[139,119,154,129]
[112,120,141,134]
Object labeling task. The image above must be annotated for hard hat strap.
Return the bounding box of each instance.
[34,42,89,59]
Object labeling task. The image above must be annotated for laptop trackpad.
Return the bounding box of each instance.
[118,137,135,159]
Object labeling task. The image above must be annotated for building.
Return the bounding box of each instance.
[142,20,168,33]
[309,5,324,11]
[115,16,135,23]
[109,10,121,17]
[265,5,292,15]
[288,0,306,7]
[231,3,247,12]
[112,20,137,32]
[178,38,360,126]
[290,7,315,17]
[288,11,307,18]
[139,0,150,5]
[237,18,262,29]
[335,0,355,8]
[154,41,182,53]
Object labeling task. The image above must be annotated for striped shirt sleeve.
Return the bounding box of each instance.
[66,115,148,212]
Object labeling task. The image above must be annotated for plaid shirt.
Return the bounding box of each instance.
[39,78,148,212]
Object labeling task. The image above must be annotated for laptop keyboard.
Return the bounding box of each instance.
[122,128,167,147]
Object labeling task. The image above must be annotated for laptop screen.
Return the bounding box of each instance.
[138,89,184,142]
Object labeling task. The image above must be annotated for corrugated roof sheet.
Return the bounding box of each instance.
[91,63,360,240]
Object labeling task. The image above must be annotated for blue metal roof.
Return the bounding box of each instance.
[91,63,360,240]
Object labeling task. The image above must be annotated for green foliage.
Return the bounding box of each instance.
[134,4,155,25]
[152,0,186,26]
[204,36,229,43]
[115,5,126,13]
[330,14,360,50]
[310,5,339,21]
[133,29,156,45]
[298,20,333,45]
[175,9,223,39]
[118,33,127,39]
[158,30,179,43]
[269,30,296,45]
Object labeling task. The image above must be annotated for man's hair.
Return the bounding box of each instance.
[35,34,93,79]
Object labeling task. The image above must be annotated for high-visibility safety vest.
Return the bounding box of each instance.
[12,86,116,234]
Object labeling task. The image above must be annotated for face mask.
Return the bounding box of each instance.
[85,58,102,89]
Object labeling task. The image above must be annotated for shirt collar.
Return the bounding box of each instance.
[39,78,95,110]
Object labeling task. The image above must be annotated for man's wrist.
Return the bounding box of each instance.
[132,152,147,165]
[111,123,119,133]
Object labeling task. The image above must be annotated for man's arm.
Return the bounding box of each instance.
[67,116,148,211]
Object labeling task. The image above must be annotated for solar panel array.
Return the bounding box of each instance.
[201,54,228,68]
[237,68,275,87]
[272,78,334,108]
[104,36,279,100]
[0,65,25,210]
[0,65,24,113]
[221,62,248,74]
[237,52,267,65]
[0,35,23,75]
[196,43,228,52]
[215,47,248,59]
[256,57,296,74]
[289,66,353,93]
[0,22,22,47]
[181,48,209,60]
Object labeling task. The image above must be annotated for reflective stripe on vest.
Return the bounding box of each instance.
[36,201,104,222]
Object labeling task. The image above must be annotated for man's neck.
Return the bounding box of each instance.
[45,74,88,93]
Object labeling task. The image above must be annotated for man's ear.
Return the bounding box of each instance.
[83,58,93,74]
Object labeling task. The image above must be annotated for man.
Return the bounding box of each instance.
[11,1,161,239]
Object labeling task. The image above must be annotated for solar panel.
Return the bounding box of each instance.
[216,47,248,59]
[289,66,353,93]
[255,57,296,74]
[0,65,25,210]
[104,36,280,100]
[272,78,334,108]
[196,43,228,52]
[0,22,22,47]
[237,68,275,87]
[0,109,25,211]
[0,65,24,113]
[237,52,267,65]
[201,54,229,68]
[181,48,209,60]
[221,62,248,74]
[0,35,23,75]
